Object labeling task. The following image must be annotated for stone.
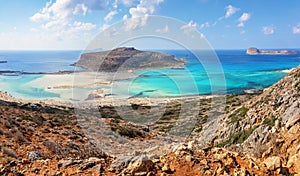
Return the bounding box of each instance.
[78,161,96,171]
[263,156,282,170]
[127,155,154,174]
[187,141,195,150]
[110,156,133,170]
[58,159,82,169]
[28,151,42,161]
[88,157,102,163]
[185,155,193,162]
[161,163,170,172]
[287,154,300,173]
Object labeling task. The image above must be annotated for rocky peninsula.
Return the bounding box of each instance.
[247,47,297,55]
[73,47,186,72]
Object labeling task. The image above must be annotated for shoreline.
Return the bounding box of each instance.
[0,66,297,108]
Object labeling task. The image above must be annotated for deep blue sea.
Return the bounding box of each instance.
[0,50,299,100]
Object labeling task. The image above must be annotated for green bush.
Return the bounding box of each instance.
[216,125,258,147]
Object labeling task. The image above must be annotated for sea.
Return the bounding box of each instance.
[0,49,299,100]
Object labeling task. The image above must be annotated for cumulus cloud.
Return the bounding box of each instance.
[180,20,198,34]
[262,26,275,35]
[104,10,118,22]
[29,0,103,40]
[293,24,300,34]
[155,25,169,33]
[225,5,239,18]
[72,21,96,31]
[237,13,250,27]
[124,0,164,31]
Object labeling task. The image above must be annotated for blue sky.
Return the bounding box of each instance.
[0,0,300,50]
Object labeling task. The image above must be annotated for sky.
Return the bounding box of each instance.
[0,0,300,50]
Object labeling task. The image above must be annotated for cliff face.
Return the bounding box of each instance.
[74,47,186,72]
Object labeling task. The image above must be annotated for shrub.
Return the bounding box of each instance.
[229,106,249,123]
[216,125,258,147]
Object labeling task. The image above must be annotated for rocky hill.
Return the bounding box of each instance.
[74,47,186,72]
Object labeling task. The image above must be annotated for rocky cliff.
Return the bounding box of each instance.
[74,47,186,72]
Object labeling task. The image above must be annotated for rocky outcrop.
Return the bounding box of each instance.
[246,47,297,55]
[73,47,186,72]
[192,65,300,175]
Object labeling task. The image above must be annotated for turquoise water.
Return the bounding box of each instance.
[0,74,60,99]
[123,50,299,97]
[0,50,299,100]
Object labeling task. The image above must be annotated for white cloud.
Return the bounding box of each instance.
[155,25,169,33]
[225,5,239,18]
[124,0,164,31]
[104,10,118,22]
[73,3,88,15]
[29,0,104,42]
[293,24,300,34]
[180,20,198,34]
[240,30,246,35]
[199,22,210,29]
[73,21,96,31]
[262,26,275,35]
[237,13,250,27]
[121,0,137,6]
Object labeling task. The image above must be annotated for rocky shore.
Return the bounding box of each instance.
[0,65,300,175]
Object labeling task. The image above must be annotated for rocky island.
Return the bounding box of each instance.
[247,47,297,55]
[73,47,186,72]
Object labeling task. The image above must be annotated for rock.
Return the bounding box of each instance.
[110,156,133,170]
[78,161,96,171]
[95,164,104,173]
[161,163,170,172]
[243,88,263,94]
[28,151,42,161]
[88,157,102,163]
[2,147,17,158]
[185,155,193,162]
[263,156,282,170]
[127,155,154,174]
[274,120,280,129]
[187,141,195,150]
[148,154,159,160]
[287,154,300,173]
[58,159,82,168]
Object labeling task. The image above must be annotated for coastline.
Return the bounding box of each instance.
[0,66,298,108]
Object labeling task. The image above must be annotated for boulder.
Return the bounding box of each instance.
[263,156,282,170]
